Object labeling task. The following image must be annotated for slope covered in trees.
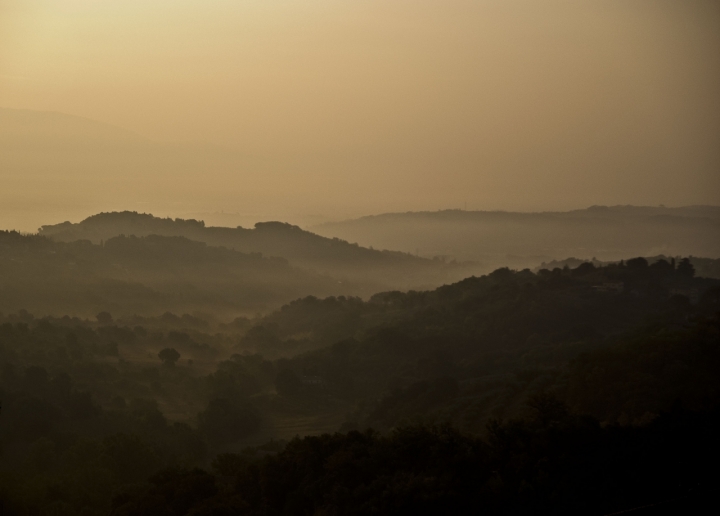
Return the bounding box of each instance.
[0,230,339,317]
[245,257,720,428]
[0,260,720,514]
[111,409,720,515]
[1,259,718,514]
[39,212,476,293]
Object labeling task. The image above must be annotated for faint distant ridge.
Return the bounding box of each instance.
[39,211,475,293]
[324,205,720,223]
[0,108,249,219]
[0,107,148,148]
[312,205,720,267]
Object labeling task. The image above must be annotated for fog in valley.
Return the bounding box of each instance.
[1,2,720,515]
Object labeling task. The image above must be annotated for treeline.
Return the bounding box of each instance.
[111,405,720,515]
[539,255,720,280]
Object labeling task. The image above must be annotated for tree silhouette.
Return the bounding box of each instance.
[677,257,695,278]
[158,348,181,366]
[96,311,113,324]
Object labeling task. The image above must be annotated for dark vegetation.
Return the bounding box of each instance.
[111,408,720,515]
[39,212,476,294]
[0,229,339,317]
[540,254,720,280]
[1,250,719,514]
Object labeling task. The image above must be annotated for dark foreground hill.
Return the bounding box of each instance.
[112,410,720,516]
[1,258,718,515]
[39,211,476,293]
[313,205,720,270]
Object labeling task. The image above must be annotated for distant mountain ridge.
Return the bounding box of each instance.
[0,108,147,148]
[312,205,720,269]
[39,211,476,294]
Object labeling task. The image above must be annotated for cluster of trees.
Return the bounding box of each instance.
[0,314,270,514]
[113,404,720,515]
[540,255,720,279]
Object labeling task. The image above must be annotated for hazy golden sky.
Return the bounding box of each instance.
[1,1,719,228]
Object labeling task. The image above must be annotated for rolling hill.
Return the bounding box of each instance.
[38,211,478,295]
[0,230,340,318]
[312,205,720,270]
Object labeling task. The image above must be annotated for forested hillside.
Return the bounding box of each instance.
[246,256,719,428]
[39,212,477,293]
[1,258,718,514]
[0,230,339,317]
